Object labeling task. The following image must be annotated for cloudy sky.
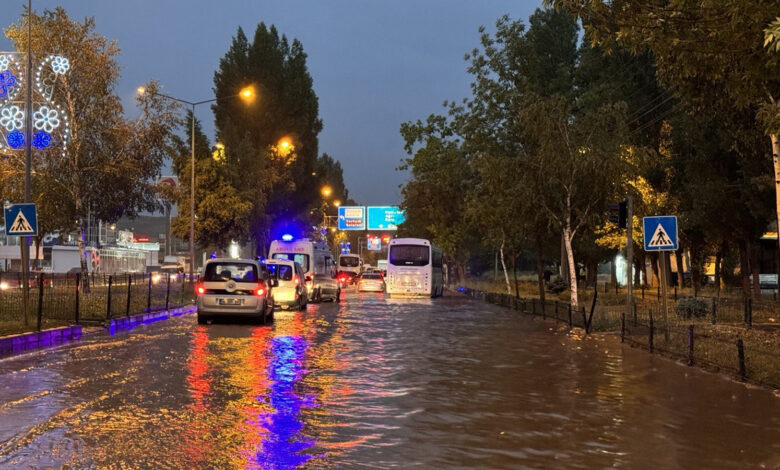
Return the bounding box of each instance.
[1,0,540,205]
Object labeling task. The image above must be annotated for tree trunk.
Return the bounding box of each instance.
[651,253,659,288]
[690,243,702,297]
[560,233,569,284]
[714,249,722,298]
[563,224,578,307]
[610,257,617,287]
[634,256,642,287]
[750,240,762,298]
[771,133,780,298]
[33,235,41,270]
[536,238,546,302]
[675,250,684,288]
[457,264,466,285]
[586,261,597,286]
[512,252,519,299]
[499,238,511,295]
[738,239,751,299]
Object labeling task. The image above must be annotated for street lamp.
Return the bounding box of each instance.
[321,185,332,198]
[137,85,255,279]
[334,200,341,207]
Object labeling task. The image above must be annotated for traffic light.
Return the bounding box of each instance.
[608,201,627,229]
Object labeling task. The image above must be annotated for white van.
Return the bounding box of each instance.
[269,238,336,301]
[338,253,362,282]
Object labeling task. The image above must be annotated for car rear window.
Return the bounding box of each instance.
[362,273,381,279]
[275,264,293,281]
[203,262,258,283]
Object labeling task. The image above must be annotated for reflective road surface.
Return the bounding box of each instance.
[1,292,780,469]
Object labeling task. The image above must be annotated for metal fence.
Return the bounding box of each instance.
[461,287,780,390]
[0,272,196,336]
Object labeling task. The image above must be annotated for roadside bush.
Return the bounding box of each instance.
[547,276,568,294]
[675,297,709,319]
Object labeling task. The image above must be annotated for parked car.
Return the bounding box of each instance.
[356,272,386,293]
[195,258,276,324]
[312,273,341,302]
[264,259,307,311]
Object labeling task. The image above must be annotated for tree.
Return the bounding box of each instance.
[213,24,322,253]
[398,115,476,284]
[169,113,252,251]
[3,8,178,279]
[520,95,630,306]
[549,0,780,290]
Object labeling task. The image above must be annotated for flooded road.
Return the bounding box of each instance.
[1,292,780,469]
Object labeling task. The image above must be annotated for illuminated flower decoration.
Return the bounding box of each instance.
[32,130,51,149]
[50,56,69,75]
[0,70,17,98]
[33,106,60,133]
[0,105,23,131]
[40,72,55,100]
[0,55,9,72]
[6,129,24,149]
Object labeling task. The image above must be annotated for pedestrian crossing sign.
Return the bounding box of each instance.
[643,216,677,251]
[4,203,38,236]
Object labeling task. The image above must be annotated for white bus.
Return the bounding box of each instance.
[269,238,336,299]
[386,238,444,297]
[338,253,362,279]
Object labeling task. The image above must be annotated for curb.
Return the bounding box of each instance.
[0,325,82,358]
[0,305,196,359]
[107,306,195,335]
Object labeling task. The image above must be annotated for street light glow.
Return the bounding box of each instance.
[321,185,332,198]
[334,200,341,207]
[136,86,146,96]
[239,86,256,103]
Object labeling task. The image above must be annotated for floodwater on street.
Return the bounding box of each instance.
[1,292,780,469]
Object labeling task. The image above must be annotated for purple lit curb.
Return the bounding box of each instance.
[0,325,82,359]
[0,305,196,359]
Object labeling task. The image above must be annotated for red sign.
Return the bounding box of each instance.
[134,236,149,242]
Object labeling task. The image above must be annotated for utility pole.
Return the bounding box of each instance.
[20,0,32,325]
[626,195,633,321]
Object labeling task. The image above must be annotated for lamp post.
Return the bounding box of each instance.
[137,85,254,279]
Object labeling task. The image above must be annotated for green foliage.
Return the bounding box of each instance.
[546,276,568,294]
[213,24,323,250]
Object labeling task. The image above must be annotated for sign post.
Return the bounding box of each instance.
[5,203,39,327]
[643,216,678,342]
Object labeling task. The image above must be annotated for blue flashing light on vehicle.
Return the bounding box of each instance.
[282,234,294,242]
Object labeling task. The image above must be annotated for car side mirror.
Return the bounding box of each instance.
[271,279,279,287]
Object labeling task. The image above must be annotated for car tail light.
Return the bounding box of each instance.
[294,277,300,286]
[196,284,206,295]
[255,281,266,297]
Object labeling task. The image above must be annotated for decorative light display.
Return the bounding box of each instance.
[6,129,24,149]
[32,130,51,149]
[33,106,60,133]
[0,105,23,131]
[0,70,17,98]
[50,56,69,75]
[0,52,69,155]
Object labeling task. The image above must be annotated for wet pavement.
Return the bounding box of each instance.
[1,292,780,469]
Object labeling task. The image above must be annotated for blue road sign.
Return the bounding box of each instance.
[366,206,405,231]
[338,206,365,230]
[367,237,381,251]
[4,203,38,236]
[643,216,678,251]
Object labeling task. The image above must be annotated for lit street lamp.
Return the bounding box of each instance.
[137,85,254,279]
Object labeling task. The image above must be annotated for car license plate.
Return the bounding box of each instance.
[218,298,243,306]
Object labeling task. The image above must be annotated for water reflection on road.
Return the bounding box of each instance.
[0,292,780,468]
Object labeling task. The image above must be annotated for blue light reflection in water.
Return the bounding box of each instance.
[249,335,318,469]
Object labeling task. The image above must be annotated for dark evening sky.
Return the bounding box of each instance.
[1,1,539,205]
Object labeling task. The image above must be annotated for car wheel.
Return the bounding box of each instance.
[335,288,341,302]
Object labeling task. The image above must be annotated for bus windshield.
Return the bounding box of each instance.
[272,253,309,272]
[389,245,430,267]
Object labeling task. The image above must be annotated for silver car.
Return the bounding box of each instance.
[312,274,341,302]
[195,258,276,324]
[356,272,386,293]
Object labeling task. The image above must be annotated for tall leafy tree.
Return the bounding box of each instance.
[213,24,322,253]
